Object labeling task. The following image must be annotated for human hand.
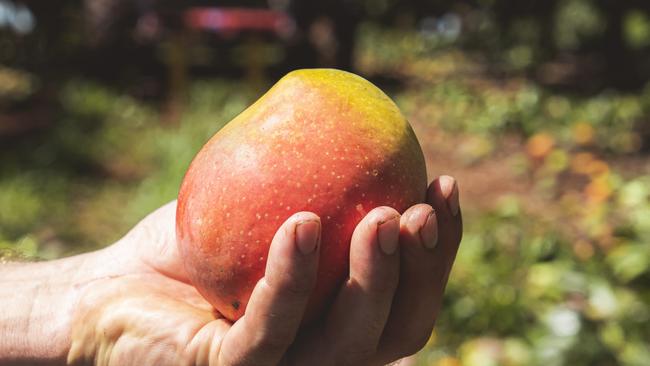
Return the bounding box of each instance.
[66,175,462,365]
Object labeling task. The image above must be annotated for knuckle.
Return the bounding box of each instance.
[267,261,317,298]
[336,345,376,366]
[247,318,296,355]
[370,276,398,296]
[277,269,316,297]
[350,271,397,296]
[255,329,293,352]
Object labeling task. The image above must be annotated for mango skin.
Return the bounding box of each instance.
[176,69,427,322]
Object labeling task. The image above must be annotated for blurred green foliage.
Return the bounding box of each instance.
[625,11,650,49]
[0,79,256,256]
[2,7,650,366]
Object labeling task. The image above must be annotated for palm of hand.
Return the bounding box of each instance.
[67,177,462,366]
[68,202,228,365]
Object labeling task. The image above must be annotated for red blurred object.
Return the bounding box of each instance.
[184,7,293,36]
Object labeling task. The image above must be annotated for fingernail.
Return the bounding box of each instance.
[296,220,320,255]
[377,216,400,255]
[446,180,460,217]
[421,210,438,249]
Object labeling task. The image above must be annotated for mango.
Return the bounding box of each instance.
[176,69,427,322]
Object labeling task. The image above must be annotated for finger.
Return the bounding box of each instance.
[373,203,440,362]
[375,176,462,363]
[319,207,401,365]
[217,212,321,366]
[428,175,463,280]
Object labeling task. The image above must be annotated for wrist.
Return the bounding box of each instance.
[0,248,114,364]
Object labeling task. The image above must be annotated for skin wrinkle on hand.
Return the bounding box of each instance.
[0,243,158,364]
[67,272,217,365]
[0,256,94,363]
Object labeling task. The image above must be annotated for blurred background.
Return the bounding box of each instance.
[1,0,650,365]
